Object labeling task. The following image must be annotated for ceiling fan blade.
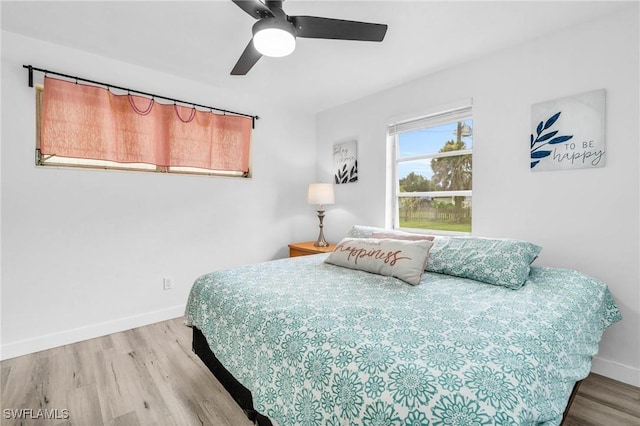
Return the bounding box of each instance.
[232,0,273,19]
[231,40,263,75]
[290,16,387,42]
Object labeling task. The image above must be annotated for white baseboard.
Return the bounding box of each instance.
[0,304,186,361]
[591,355,640,387]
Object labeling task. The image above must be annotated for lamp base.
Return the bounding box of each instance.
[314,208,329,247]
[313,239,330,248]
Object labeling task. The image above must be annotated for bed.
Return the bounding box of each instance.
[184,231,621,426]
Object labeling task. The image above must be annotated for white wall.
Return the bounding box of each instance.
[317,7,640,386]
[1,31,319,359]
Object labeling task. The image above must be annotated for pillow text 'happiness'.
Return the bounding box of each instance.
[325,238,433,285]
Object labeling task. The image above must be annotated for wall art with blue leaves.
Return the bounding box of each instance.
[530,89,606,172]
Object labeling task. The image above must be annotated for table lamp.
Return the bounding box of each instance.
[307,183,335,247]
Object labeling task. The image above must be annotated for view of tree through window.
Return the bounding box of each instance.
[393,115,472,233]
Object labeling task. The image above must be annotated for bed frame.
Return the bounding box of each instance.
[193,326,273,426]
[192,326,581,425]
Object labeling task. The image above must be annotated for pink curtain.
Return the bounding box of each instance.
[41,77,252,173]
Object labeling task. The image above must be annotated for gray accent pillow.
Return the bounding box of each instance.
[325,237,434,285]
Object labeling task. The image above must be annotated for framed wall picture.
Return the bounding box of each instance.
[333,140,358,184]
[530,89,606,171]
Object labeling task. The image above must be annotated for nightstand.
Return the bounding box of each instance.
[288,241,336,257]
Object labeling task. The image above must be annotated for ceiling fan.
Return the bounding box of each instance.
[230,0,388,75]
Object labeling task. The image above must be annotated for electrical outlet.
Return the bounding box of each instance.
[163,277,174,291]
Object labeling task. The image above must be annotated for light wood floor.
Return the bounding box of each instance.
[1,317,638,426]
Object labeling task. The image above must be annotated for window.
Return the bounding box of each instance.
[35,77,252,177]
[389,105,472,233]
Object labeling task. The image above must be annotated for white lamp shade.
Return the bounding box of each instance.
[253,27,296,57]
[308,183,335,205]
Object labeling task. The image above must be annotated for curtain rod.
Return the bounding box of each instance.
[23,65,259,128]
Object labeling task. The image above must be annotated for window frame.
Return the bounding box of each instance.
[389,105,473,235]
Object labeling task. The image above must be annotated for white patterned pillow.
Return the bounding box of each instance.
[426,237,542,289]
[346,225,385,238]
[325,237,433,285]
[371,231,435,241]
[347,225,433,241]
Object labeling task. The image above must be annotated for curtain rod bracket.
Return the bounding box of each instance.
[27,65,33,88]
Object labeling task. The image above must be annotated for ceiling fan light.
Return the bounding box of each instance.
[254,27,296,57]
[252,18,296,58]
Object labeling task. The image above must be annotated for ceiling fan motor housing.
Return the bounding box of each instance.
[252,17,296,38]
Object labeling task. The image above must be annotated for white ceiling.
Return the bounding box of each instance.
[1,1,632,113]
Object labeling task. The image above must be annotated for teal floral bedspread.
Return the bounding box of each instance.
[184,254,621,426]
